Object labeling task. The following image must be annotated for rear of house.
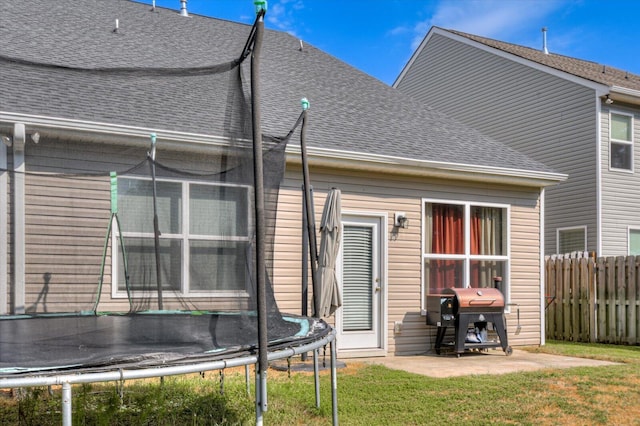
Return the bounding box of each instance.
[1,1,565,359]
[275,166,548,356]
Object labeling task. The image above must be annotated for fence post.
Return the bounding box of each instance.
[596,258,606,342]
[588,257,596,343]
[627,256,637,344]
[615,256,625,343]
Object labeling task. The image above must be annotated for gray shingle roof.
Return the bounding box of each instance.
[0,0,557,176]
[445,28,640,92]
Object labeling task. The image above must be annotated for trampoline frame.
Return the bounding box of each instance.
[0,328,337,426]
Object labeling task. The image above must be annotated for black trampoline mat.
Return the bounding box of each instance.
[0,312,328,376]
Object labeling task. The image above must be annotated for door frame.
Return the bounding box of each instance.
[335,211,388,358]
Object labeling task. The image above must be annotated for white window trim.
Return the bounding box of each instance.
[628,226,640,256]
[420,198,511,313]
[556,225,587,255]
[609,110,634,173]
[111,175,252,299]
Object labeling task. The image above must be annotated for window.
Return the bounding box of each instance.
[423,201,509,300]
[610,112,633,171]
[557,226,586,254]
[630,228,640,256]
[114,177,251,296]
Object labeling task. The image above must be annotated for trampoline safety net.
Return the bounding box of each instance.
[0,15,327,376]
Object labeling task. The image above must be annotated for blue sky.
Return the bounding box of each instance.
[139,0,640,85]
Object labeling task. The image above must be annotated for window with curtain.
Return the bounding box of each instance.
[115,177,251,295]
[424,202,508,297]
[610,112,633,171]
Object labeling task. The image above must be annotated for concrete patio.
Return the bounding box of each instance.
[358,349,619,378]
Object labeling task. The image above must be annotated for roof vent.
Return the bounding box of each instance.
[180,0,188,17]
[541,27,549,54]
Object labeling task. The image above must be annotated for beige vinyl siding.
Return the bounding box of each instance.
[17,136,544,354]
[600,103,640,256]
[396,33,598,255]
[20,137,252,313]
[274,165,542,355]
[25,174,111,312]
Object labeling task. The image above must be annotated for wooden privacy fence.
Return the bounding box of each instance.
[545,255,640,344]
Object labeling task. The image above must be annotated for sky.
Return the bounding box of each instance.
[138,0,640,85]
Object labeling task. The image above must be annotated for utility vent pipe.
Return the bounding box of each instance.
[180,0,188,17]
[541,27,549,54]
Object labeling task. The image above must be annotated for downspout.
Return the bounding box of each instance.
[0,137,7,314]
[595,94,603,256]
[539,187,546,345]
[12,123,26,314]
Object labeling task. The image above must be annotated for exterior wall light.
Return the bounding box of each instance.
[394,212,409,229]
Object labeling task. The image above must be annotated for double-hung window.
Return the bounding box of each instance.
[114,176,251,297]
[610,112,634,171]
[423,201,509,304]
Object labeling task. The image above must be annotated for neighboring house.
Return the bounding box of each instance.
[394,27,640,257]
[0,1,564,357]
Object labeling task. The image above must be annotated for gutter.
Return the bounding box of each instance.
[286,145,567,188]
[1,112,567,188]
[607,86,640,106]
[0,112,231,150]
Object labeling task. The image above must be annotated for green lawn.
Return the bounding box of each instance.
[2,341,640,425]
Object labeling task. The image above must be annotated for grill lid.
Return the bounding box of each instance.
[443,287,505,312]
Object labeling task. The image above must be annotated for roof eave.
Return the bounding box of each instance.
[1,112,566,188]
[608,86,640,106]
[0,112,231,150]
[286,145,566,188]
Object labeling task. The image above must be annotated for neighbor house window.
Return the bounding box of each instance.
[423,201,509,300]
[610,112,633,171]
[557,226,586,254]
[630,228,640,256]
[114,177,251,296]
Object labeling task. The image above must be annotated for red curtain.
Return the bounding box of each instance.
[429,204,463,292]
[469,207,502,288]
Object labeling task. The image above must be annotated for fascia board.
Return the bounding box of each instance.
[609,86,640,105]
[0,112,232,150]
[611,86,640,97]
[1,111,567,188]
[286,144,567,188]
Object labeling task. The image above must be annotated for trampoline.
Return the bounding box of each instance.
[0,312,331,376]
[0,4,338,425]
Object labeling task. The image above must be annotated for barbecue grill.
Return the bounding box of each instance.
[426,287,512,357]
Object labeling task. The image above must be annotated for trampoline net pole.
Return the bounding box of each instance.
[251,7,268,417]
